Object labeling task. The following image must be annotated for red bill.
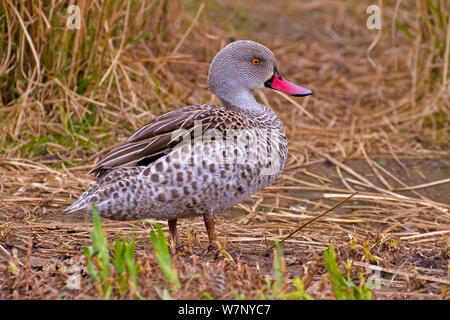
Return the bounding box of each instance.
[264,67,312,96]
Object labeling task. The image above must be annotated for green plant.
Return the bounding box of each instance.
[271,240,284,297]
[145,220,181,290]
[262,241,313,300]
[395,1,449,95]
[83,204,113,298]
[112,235,142,298]
[83,204,142,299]
[278,277,314,300]
[324,245,372,300]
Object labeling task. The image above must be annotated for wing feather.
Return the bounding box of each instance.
[90,105,216,177]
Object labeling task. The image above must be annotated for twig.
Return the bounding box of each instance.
[308,146,376,188]
[370,159,428,200]
[400,230,450,240]
[121,55,192,64]
[324,192,449,213]
[353,261,450,286]
[273,90,318,122]
[345,177,449,212]
[360,142,394,191]
[153,3,205,74]
[345,177,409,199]
[268,192,358,250]
[394,178,450,191]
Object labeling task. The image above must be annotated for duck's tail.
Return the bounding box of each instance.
[64,192,90,213]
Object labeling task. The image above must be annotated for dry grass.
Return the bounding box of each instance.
[0,0,449,299]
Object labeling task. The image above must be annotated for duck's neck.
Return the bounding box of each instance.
[218,89,265,114]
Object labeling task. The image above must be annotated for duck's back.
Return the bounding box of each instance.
[65,104,287,220]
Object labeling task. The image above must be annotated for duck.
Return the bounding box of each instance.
[65,40,312,248]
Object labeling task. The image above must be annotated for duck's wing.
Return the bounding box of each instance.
[90,105,219,177]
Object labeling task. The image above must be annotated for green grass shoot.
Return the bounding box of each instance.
[146,220,181,290]
[324,245,372,300]
[112,235,142,299]
[271,240,284,297]
[83,203,113,298]
[84,203,142,299]
[262,241,314,300]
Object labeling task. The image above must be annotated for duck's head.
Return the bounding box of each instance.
[208,40,311,108]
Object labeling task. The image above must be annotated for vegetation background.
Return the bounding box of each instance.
[0,0,449,299]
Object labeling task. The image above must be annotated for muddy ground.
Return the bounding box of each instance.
[0,157,448,299]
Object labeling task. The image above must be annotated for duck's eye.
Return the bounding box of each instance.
[252,58,260,65]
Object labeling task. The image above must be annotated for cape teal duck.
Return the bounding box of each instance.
[65,40,312,248]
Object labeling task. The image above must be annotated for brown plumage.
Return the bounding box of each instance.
[91,105,257,177]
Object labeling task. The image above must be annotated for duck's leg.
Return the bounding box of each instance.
[168,219,180,250]
[202,212,216,244]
